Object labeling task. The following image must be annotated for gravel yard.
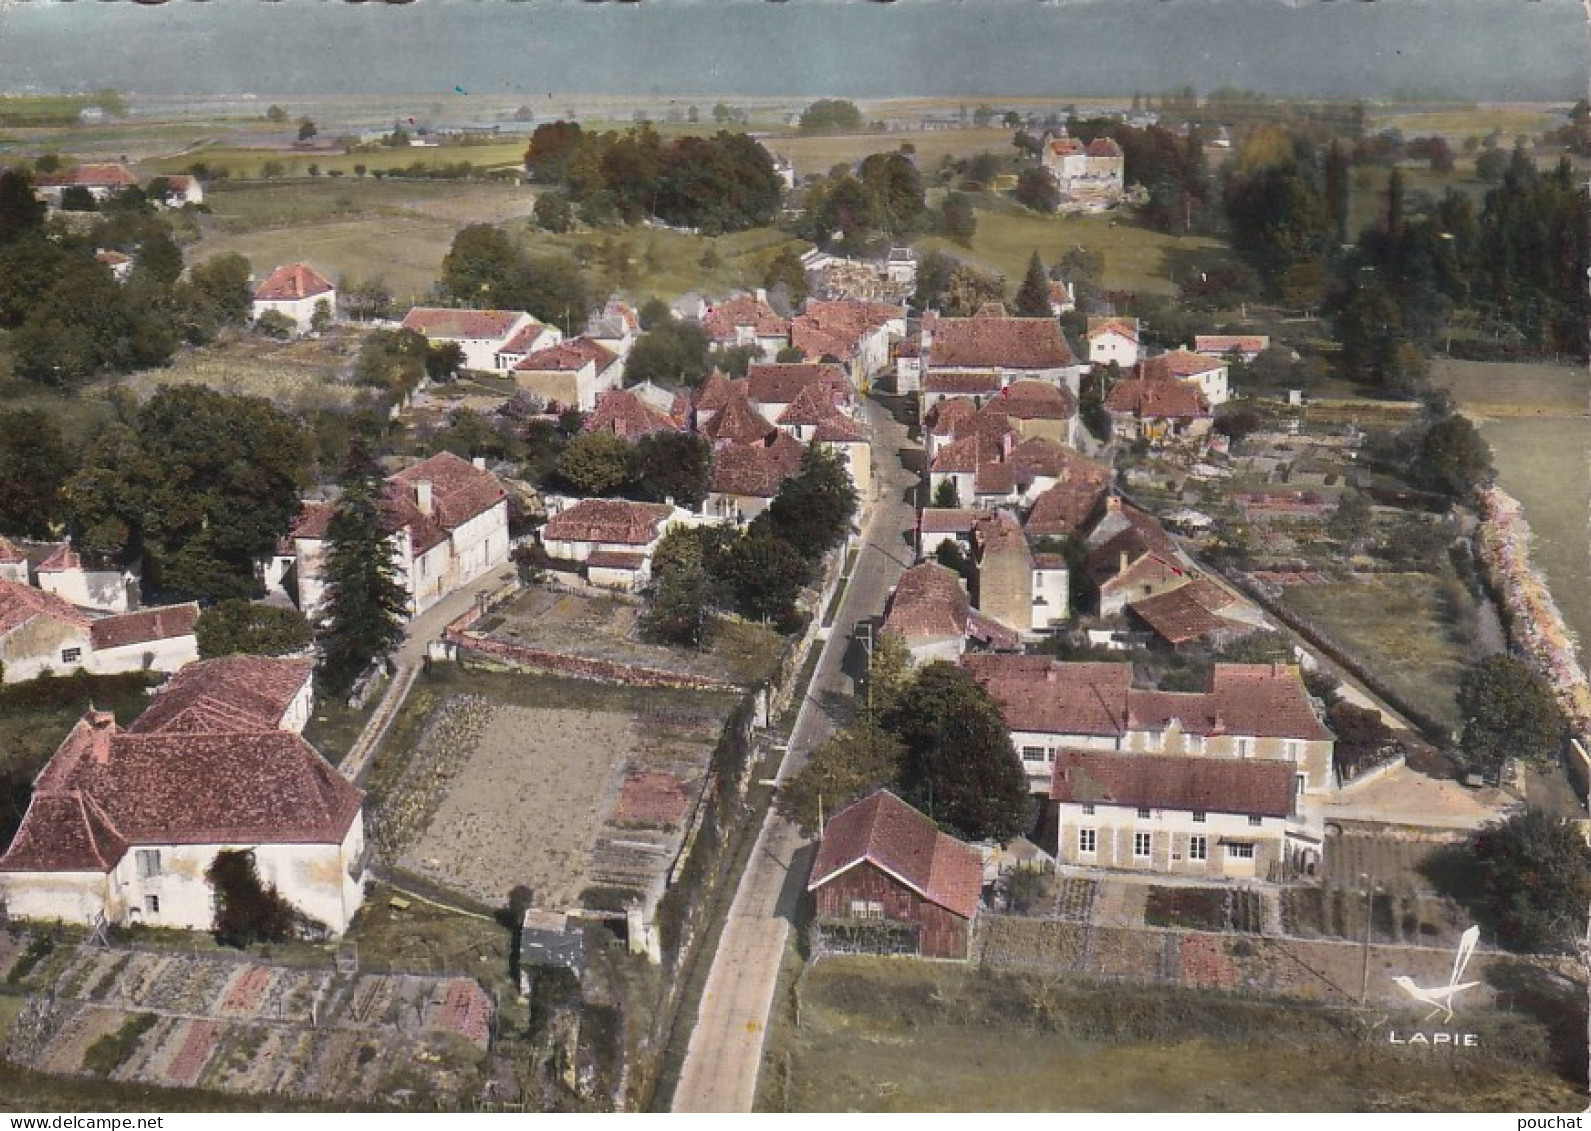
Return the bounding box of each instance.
[402,707,637,909]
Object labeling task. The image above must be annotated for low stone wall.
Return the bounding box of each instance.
[445,631,740,693]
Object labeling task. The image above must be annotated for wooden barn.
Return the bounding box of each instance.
[806,790,984,960]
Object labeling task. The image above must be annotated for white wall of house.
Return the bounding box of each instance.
[541,534,661,565]
[704,492,774,524]
[1029,565,1069,632]
[896,355,922,393]
[0,621,92,683]
[1057,801,1285,879]
[928,470,975,508]
[587,562,648,591]
[3,818,366,935]
[38,568,130,613]
[89,634,198,676]
[254,292,336,336]
[904,634,965,667]
[1186,365,1229,407]
[1089,331,1138,369]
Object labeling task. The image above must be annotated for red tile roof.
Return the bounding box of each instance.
[0,538,24,565]
[388,452,508,553]
[702,293,789,341]
[1007,436,1079,480]
[1087,316,1139,343]
[994,379,1076,420]
[928,315,1077,370]
[3,712,361,872]
[400,307,528,341]
[1195,335,1269,357]
[542,499,672,546]
[1128,580,1254,646]
[972,511,1028,557]
[37,163,137,189]
[1105,377,1209,419]
[702,394,778,445]
[963,655,1132,738]
[0,578,91,637]
[35,543,81,574]
[1051,750,1292,818]
[585,549,648,572]
[89,603,200,652]
[925,398,978,437]
[708,432,805,498]
[808,790,983,920]
[692,369,738,413]
[130,655,314,736]
[1097,551,1189,596]
[253,263,334,302]
[583,389,681,440]
[924,371,1002,396]
[789,300,899,362]
[1162,349,1225,378]
[811,411,866,444]
[919,508,980,534]
[0,790,127,872]
[1086,138,1123,158]
[513,336,617,373]
[746,362,848,408]
[883,563,970,643]
[1022,455,1112,537]
[1048,138,1084,157]
[498,321,558,356]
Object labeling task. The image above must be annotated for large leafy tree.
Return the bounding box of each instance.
[777,721,906,835]
[196,599,313,659]
[0,409,75,538]
[1467,809,1591,953]
[1415,415,1492,499]
[0,169,47,247]
[627,431,712,509]
[884,661,1031,842]
[760,445,857,563]
[1457,654,1563,774]
[623,320,711,388]
[65,387,309,601]
[556,431,633,497]
[317,454,408,695]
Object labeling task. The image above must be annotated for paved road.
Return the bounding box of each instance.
[671,397,920,1113]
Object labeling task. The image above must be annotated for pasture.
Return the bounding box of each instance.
[916,207,1232,295]
[760,126,1016,177]
[759,956,1582,1112]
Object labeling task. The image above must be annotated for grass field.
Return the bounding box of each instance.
[1430,357,1590,418]
[1280,574,1482,732]
[1369,107,1562,142]
[759,956,1582,1112]
[528,224,807,303]
[761,127,1016,178]
[916,207,1230,295]
[142,141,533,180]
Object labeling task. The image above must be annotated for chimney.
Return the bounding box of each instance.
[472,456,486,471]
[87,710,115,765]
[1105,495,1122,514]
[415,479,434,516]
[755,287,768,304]
[1119,550,1128,576]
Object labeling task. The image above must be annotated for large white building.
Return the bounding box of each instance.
[252,263,337,336]
[0,656,366,935]
[271,452,510,619]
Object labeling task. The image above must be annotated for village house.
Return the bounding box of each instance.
[880,562,1018,665]
[921,305,1087,407]
[33,163,139,206]
[1086,316,1141,369]
[1021,455,1113,542]
[893,338,923,394]
[1126,577,1266,651]
[272,452,509,618]
[582,388,687,441]
[584,298,642,359]
[134,655,315,736]
[152,174,205,208]
[961,654,1335,803]
[1051,751,1296,880]
[1195,335,1270,364]
[538,499,683,590]
[511,337,623,411]
[492,319,564,372]
[252,263,337,336]
[704,431,806,523]
[807,789,985,960]
[700,290,791,362]
[0,580,199,683]
[1158,349,1230,407]
[788,300,906,388]
[0,655,365,934]
[95,249,133,283]
[0,539,28,585]
[33,542,134,613]
[1103,358,1213,445]
[1040,133,1125,210]
[744,362,851,425]
[1084,496,1193,616]
[399,307,538,374]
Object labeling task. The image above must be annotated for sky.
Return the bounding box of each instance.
[0,0,1585,102]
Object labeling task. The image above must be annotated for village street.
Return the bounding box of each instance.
[671,395,920,1113]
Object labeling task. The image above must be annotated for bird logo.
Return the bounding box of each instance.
[1391,925,1481,1023]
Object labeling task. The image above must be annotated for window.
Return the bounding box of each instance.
[135,849,162,879]
[60,647,81,664]
[1077,828,1097,854]
[1022,746,1045,762]
[1248,815,1263,827]
[1081,803,1095,816]
[144,895,160,914]
[1188,836,1208,862]
[1192,811,1206,823]
[1236,738,1251,758]
[1188,734,1205,755]
[1284,740,1300,762]
[848,900,884,920]
[1295,773,1308,796]
[1227,843,1255,860]
[1133,832,1152,859]
[1136,807,1151,819]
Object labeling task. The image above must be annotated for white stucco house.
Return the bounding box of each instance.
[399,307,537,373]
[0,579,198,683]
[271,452,510,619]
[0,656,364,935]
[252,263,337,336]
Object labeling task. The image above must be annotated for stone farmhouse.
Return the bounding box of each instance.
[1103,358,1213,445]
[920,305,1087,407]
[252,263,337,336]
[271,452,509,619]
[808,790,985,960]
[0,580,199,684]
[539,499,685,591]
[880,562,1018,664]
[0,655,367,935]
[511,337,623,411]
[701,291,790,362]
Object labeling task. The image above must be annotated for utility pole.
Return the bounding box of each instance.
[1359,873,1376,1003]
